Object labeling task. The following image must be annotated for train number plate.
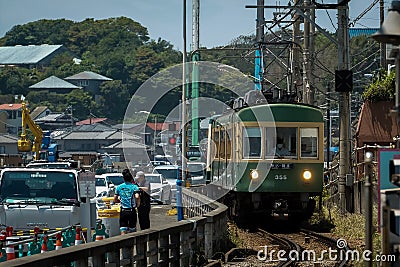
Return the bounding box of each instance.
[271,163,293,169]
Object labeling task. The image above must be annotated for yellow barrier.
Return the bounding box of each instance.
[97,208,120,218]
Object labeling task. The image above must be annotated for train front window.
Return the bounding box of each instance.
[243,127,261,158]
[266,127,297,158]
[300,128,318,158]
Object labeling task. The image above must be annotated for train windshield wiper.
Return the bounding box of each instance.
[1,198,46,205]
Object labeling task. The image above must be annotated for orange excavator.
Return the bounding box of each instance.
[17,102,43,160]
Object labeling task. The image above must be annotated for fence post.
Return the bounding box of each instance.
[170,232,180,265]
[148,236,158,266]
[204,215,214,258]
[181,230,191,266]
[364,151,373,267]
[135,235,147,267]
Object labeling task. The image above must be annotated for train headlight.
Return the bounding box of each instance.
[302,170,312,181]
[250,169,259,180]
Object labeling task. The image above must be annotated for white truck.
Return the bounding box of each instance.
[0,168,95,231]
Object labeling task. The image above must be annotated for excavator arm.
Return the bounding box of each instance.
[18,102,43,160]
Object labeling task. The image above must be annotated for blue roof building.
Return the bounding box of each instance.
[0,44,68,68]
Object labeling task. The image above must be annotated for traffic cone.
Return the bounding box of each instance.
[74,226,82,245]
[6,241,15,260]
[41,235,48,253]
[0,231,6,242]
[55,233,62,250]
[95,234,105,241]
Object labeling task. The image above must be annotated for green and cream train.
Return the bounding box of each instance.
[206,102,324,222]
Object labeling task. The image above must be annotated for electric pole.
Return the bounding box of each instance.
[309,1,316,105]
[255,0,264,90]
[380,0,386,68]
[337,1,352,214]
[292,0,302,96]
[191,0,200,146]
[303,0,311,104]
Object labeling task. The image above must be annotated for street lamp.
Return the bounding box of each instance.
[372,1,400,123]
[372,1,400,45]
[137,111,157,152]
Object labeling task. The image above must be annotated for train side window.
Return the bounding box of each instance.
[300,128,318,158]
[243,127,261,158]
[220,130,225,159]
[214,131,220,159]
[226,129,232,159]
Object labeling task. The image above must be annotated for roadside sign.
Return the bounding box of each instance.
[378,149,400,191]
[78,172,96,198]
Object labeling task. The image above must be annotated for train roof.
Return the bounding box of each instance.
[216,102,323,123]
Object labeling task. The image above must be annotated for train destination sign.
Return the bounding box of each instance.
[271,163,294,169]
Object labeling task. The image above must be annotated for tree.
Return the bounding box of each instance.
[0,67,36,96]
[98,80,130,120]
[362,70,395,102]
[65,89,96,120]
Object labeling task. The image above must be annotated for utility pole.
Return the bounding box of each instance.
[326,82,331,168]
[178,0,187,222]
[191,0,200,146]
[337,0,352,214]
[292,0,301,96]
[303,0,311,104]
[254,0,264,90]
[380,0,387,68]
[309,1,316,105]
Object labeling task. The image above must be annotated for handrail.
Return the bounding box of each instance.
[1,185,228,266]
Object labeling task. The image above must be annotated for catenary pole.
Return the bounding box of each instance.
[337,0,352,214]
[191,0,200,147]
[178,0,187,221]
[380,0,387,68]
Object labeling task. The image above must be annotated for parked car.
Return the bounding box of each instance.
[187,162,206,186]
[95,173,124,198]
[147,161,171,167]
[152,165,181,201]
[95,175,114,198]
[144,173,172,204]
[101,173,124,186]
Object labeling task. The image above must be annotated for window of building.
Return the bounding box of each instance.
[78,80,89,87]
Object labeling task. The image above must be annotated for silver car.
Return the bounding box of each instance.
[152,165,181,201]
[145,173,172,204]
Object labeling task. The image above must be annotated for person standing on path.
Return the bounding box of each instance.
[113,169,140,234]
[135,171,151,230]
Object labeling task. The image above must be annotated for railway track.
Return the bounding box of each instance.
[210,225,351,266]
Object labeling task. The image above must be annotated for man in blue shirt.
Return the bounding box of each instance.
[113,169,140,234]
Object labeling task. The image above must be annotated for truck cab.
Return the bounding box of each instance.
[0,168,82,230]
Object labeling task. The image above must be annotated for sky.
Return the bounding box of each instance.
[0,0,383,51]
